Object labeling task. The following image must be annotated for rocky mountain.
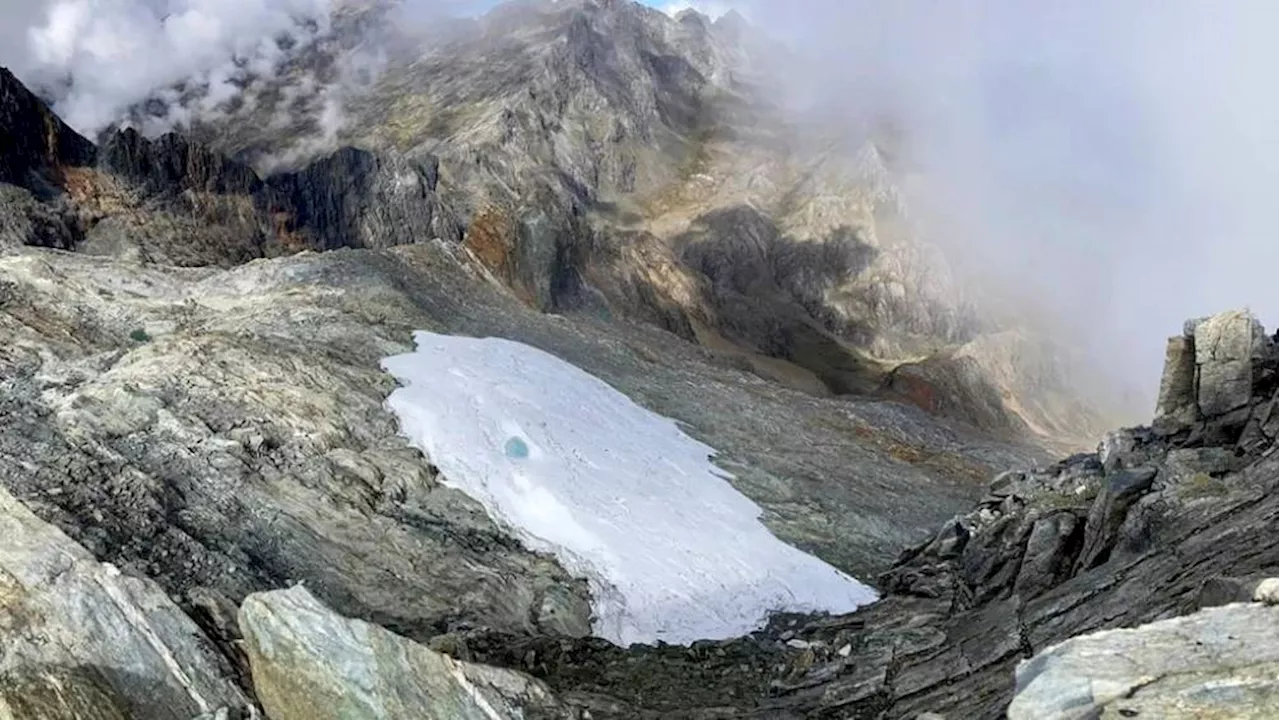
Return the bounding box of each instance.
[110,0,1122,448]
[0,1,1275,718]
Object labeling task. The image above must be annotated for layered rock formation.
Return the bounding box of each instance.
[0,485,252,719]
[0,112,458,266]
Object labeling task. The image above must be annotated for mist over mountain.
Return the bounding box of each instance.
[7,0,1269,404]
[0,0,1118,446]
[3,0,1274,423]
[736,0,1278,396]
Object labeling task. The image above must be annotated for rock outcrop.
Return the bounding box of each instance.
[240,586,569,720]
[261,147,458,251]
[98,128,261,198]
[0,67,96,195]
[1155,309,1276,442]
[1,67,458,266]
[1008,599,1278,719]
[0,485,251,719]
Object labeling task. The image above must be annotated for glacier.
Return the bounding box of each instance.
[381,331,876,646]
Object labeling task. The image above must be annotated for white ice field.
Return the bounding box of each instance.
[381,331,876,646]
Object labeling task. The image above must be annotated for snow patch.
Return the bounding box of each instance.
[381,332,876,646]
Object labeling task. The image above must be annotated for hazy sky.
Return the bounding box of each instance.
[0,0,1275,403]
[715,0,1277,402]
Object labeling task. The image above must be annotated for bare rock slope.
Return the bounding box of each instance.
[349,0,1123,444]
[0,484,252,719]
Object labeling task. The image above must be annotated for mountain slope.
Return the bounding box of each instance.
[145,0,1121,449]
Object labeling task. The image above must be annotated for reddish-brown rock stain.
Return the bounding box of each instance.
[894,372,941,414]
[464,206,537,306]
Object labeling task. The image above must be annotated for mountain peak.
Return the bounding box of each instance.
[713,8,749,34]
[0,66,96,196]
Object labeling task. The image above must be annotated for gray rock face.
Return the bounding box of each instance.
[1154,335,1198,427]
[0,484,251,719]
[1012,511,1079,599]
[262,147,458,251]
[1095,428,1135,471]
[1008,601,1279,720]
[1194,310,1268,417]
[1155,309,1278,437]
[93,133,459,264]
[99,128,262,197]
[1073,465,1157,572]
[240,585,569,720]
[2,67,459,267]
[0,182,81,251]
[0,67,97,194]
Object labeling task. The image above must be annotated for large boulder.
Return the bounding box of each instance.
[1155,309,1276,433]
[0,486,251,719]
[239,586,569,720]
[1008,600,1279,719]
[1193,310,1269,418]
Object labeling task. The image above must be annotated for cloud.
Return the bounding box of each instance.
[725,0,1278,404]
[1,0,336,136]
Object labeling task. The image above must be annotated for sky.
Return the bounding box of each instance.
[0,0,1275,405]
[725,0,1278,404]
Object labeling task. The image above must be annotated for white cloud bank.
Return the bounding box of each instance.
[2,0,337,135]
[382,332,876,646]
[732,0,1278,402]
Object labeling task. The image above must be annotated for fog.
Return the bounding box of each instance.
[0,0,340,133]
[730,0,1278,407]
[0,0,1275,409]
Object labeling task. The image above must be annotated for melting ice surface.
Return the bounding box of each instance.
[381,332,877,646]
